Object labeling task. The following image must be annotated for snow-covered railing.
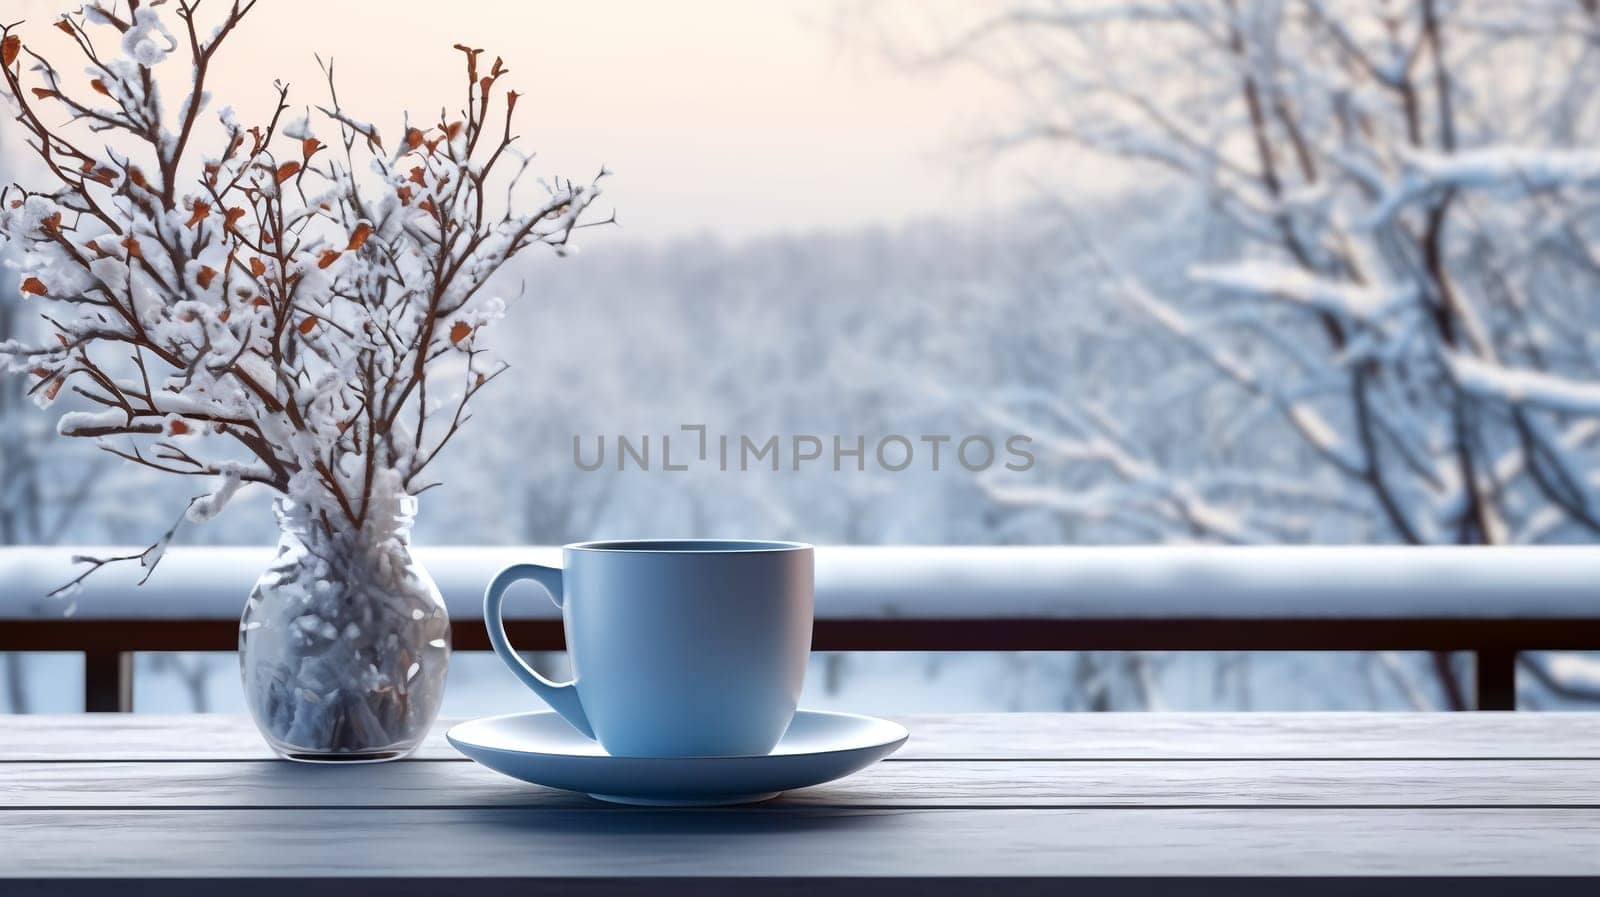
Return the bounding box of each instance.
[3,545,1599,712]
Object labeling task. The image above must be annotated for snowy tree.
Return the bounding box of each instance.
[859,0,1600,706]
[0,3,608,592]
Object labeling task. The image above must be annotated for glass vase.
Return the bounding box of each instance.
[239,495,449,761]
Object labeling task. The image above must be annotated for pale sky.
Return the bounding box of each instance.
[4,0,1033,242]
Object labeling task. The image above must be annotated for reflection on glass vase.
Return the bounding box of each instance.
[239,493,449,762]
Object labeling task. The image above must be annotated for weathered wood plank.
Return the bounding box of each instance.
[5,807,1600,881]
[9,880,1591,897]
[3,879,1595,897]
[6,758,1600,809]
[896,712,1600,760]
[7,713,1600,761]
[0,714,455,761]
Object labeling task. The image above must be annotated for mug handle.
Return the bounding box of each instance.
[483,563,595,739]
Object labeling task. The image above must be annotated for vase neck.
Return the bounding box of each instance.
[272,494,417,552]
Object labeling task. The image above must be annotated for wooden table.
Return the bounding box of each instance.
[5,713,1600,895]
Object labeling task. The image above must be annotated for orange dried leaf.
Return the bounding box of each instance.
[185,201,210,228]
[129,168,148,190]
[196,265,218,289]
[418,199,436,215]
[54,20,75,35]
[506,91,521,114]
[298,316,318,335]
[1,35,20,69]
[121,236,142,258]
[347,222,373,251]
[41,212,62,234]
[396,185,413,206]
[218,309,231,323]
[406,128,424,150]
[454,43,482,80]
[251,296,269,308]
[408,166,427,186]
[31,367,52,379]
[20,277,47,296]
[317,249,341,269]
[91,78,110,96]
[248,258,266,277]
[445,121,464,141]
[225,207,247,230]
[449,321,472,345]
[55,333,70,348]
[302,138,323,162]
[275,161,301,184]
[168,419,191,436]
[43,377,63,401]
[30,88,57,100]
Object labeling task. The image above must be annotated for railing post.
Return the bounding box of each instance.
[84,651,133,712]
[1475,648,1516,711]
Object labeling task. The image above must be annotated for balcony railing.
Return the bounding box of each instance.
[3,545,1598,712]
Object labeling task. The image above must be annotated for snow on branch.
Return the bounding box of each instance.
[1189,262,1413,322]
[1445,353,1600,415]
[0,4,611,589]
[1076,233,1365,477]
[1374,147,1600,222]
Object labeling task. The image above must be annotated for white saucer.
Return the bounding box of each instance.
[447,710,908,806]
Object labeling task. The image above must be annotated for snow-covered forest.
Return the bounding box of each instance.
[3,0,1600,713]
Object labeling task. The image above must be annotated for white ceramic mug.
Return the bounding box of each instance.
[484,540,814,757]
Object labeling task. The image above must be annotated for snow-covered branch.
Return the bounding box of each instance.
[0,5,609,585]
[1373,148,1600,222]
[1189,262,1413,322]
[868,0,1600,549]
[1445,354,1600,416]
